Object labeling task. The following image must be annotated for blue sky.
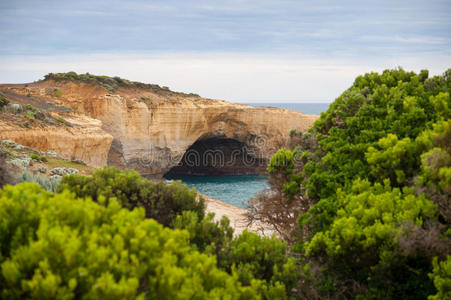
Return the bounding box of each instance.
[0,0,450,102]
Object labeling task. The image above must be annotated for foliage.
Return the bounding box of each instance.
[219,231,298,299]
[26,104,39,112]
[429,256,451,300]
[417,120,451,223]
[53,89,62,97]
[56,116,67,124]
[172,211,233,257]
[0,94,9,108]
[43,72,200,97]
[173,211,297,298]
[365,134,419,185]
[18,171,59,192]
[305,179,436,298]
[28,153,47,162]
[0,183,257,299]
[57,167,205,227]
[254,68,451,298]
[248,148,307,241]
[58,167,295,298]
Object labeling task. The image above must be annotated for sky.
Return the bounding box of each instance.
[0,0,450,103]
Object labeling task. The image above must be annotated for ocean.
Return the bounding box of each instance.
[167,102,330,207]
[244,102,330,115]
[165,174,268,208]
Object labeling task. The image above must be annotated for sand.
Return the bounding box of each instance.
[201,193,275,236]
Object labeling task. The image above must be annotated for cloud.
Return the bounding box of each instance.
[0,0,448,102]
[361,35,448,45]
[0,52,448,103]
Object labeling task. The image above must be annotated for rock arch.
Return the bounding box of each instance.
[165,136,267,176]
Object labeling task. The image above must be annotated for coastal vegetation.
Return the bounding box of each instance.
[249,68,450,298]
[43,72,200,97]
[0,68,449,299]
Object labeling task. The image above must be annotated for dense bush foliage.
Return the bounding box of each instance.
[56,167,295,298]
[0,183,259,299]
[429,256,451,300]
[58,167,205,227]
[172,211,234,256]
[253,68,450,298]
[219,231,298,298]
[173,212,298,298]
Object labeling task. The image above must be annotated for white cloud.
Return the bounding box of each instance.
[361,35,448,44]
[0,52,448,103]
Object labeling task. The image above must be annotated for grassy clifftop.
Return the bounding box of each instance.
[42,72,200,97]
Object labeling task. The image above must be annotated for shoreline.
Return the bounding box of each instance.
[200,193,275,236]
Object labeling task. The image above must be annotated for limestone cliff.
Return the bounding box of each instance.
[0,73,319,177]
[0,115,113,168]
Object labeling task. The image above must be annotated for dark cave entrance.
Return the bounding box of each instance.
[165,137,267,176]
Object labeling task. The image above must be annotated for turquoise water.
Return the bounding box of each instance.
[165,174,268,208]
[244,102,330,115]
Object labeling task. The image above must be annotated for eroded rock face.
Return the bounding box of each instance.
[36,80,319,177]
[1,79,319,177]
[0,115,113,168]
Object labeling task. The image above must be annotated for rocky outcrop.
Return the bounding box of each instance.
[1,76,319,177]
[0,115,113,168]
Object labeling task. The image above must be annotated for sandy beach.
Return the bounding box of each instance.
[201,193,275,236]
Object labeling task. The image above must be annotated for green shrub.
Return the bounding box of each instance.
[26,104,39,112]
[18,171,59,192]
[220,230,298,298]
[172,211,233,257]
[24,112,35,119]
[53,89,62,97]
[56,116,67,124]
[256,68,450,298]
[0,94,9,108]
[0,183,257,299]
[429,256,451,300]
[305,179,436,298]
[57,167,205,227]
[28,153,41,161]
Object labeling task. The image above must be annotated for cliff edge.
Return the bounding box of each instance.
[0,72,319,177]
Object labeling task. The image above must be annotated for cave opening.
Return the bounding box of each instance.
[164,137,267,177]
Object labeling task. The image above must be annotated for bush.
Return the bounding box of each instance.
[56,116,67,124]
[429,256,451,300]
[18,171,59,192]
[219,230,298,298]
[59,168,296,298]
[0,183,257,299]
[53,89,62,97]
[0,94,9,108]
[305,179,436,298]
[57,167,205,227]
[172,211,233,257]
[256,68,450,298]
[28,153,43,161]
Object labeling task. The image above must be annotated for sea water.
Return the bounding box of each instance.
[167,103,330,207]
[165,174,269,208]
[244,102,330,115]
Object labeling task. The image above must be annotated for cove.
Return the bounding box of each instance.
[164,174,269,208]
